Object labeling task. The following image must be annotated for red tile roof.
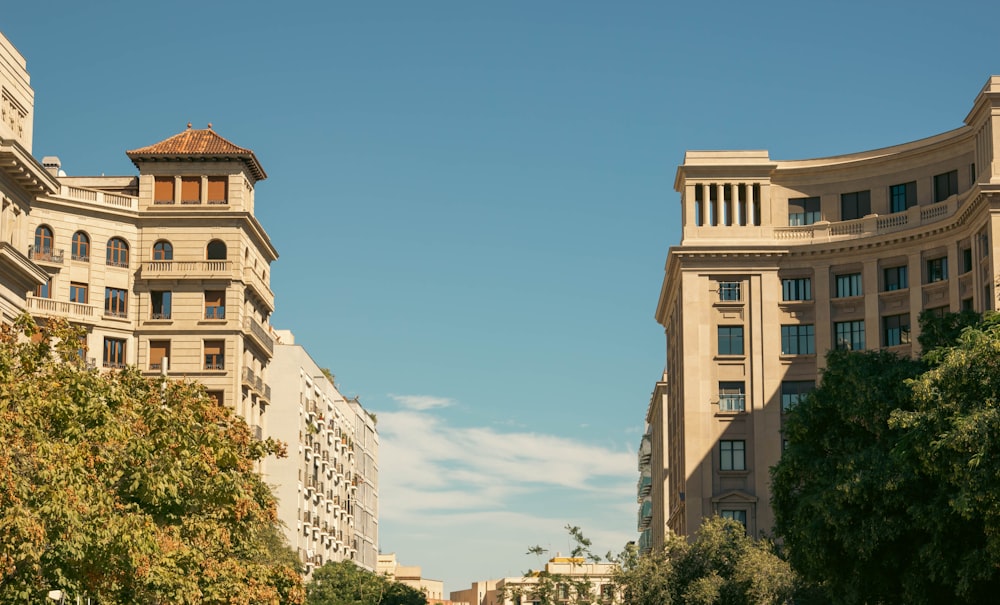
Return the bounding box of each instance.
[126,124,266,181]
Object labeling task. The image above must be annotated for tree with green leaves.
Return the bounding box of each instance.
[305,560,427,605]
[772,311,1000,603]
[612,516,796,605]
[0,315,304,603]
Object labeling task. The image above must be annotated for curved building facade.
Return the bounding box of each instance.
[651,76,1000,545]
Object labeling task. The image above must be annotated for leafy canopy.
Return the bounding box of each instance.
[0,315,304,604]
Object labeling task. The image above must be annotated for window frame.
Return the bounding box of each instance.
[834,320,865,351]
[883,265,908,291]
[720,440,746,471]
[152,240,173,261]
[69,282,88,304]
[104,287,128,318]
[781,324,815,355]
[840,190,871,221]
[788,196,820,226]
[933,170,959,202]
[883,313,912,347]
[204,290,226,320]
[926,257,948,283]
[889,182,916,213]
[781,380,815,412]
[106,237,130,268]
[150,290,172,320]
[103,337,127,369]
[718,381,746,412]
[71,231,90,261]
[717,326,745,356]
[782,277,812,301]
[718,281,741,302]
[834,272,862,298]
[204,340,225,370]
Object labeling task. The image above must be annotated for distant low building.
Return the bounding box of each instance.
[378,552,445,600]
[454,557,617,605]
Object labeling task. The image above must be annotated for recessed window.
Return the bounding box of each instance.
[34,225,53,254]
[71,231,90,261]
[835,273,862,298]
[840,190,871,221]
[781,380,815,412]
[204,340,225,370]
[69,282,88,304]
[717,326,744,356]
[151,291,172,320]
[149,340,170,371]
[720,440,746,471]
[788,197,820,226]
[206,240,227,260]
[883,314,911,347]
[35,278,52,299]
[152,240,173,261]
[782,277,812,301]
[883,266,908,291]
[926,257,948,283]
[834,320,865,351]
[181,177,201,204]
[781,325,815,355]
[721,509,747,528]
[207,177,228,205]
[105,287,128,318]
[889,182,916,213]
[106,237,129,268]
[719,381,746,412]
[103,337,127,369]
[205,290,226,319]
[933,170,958,202]
[154,176,175,204]
[961,248,973,274]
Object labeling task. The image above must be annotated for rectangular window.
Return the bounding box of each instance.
[883,265,908,291]
[154,176,175,204]
[962,248,973,274]
[883,314,911,347]
[889,182,916,213]
[934,170,959,202]
[204,340,225,370]
[835,273,862,298]
[103,337,126,369]
[721,509,748,528]
[181,176,201,204]
[205,290,226,319]
[35,278,52,299]
[151,290,172,319]
[104,287,128,318]
[834,320,865,351]
[717,326,744,356]
[841,190,871,220]
[149,340,170,371]
[720,440,746,471]
[718,281,741,301]
[719,381,746,412]
[69,282,88,304]
[781,380,815,412]
[207,176,228,204]
[206,391,224,406]
[926,257,948,283]
[781,324,815,355]
[782,277,812,301]
[788,196,820,226]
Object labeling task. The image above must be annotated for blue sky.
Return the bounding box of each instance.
[5,0,1000,592]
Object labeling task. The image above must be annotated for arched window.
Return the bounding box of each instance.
[152,240,173,261]
[34,225,53,254]
[106,237,129,268]
[206,240,227,260]
[72,231,90,261]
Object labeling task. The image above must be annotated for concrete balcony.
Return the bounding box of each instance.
[243,316,274,355]
[138,260,233,280]
[59,184,137,211]
[243,266,275,312]
[27,295,99,324]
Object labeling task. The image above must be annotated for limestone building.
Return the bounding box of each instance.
[269,330,379,574]
[650,76,1000,546]
[1,32,277,438]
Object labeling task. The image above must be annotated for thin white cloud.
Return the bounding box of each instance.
[388,393,456,410]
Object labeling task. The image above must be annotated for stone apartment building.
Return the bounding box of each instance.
[644,76,1000,548]
[0,29,379,573]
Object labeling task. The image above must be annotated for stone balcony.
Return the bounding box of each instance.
[26,295,99,324]
[138,260,233,280]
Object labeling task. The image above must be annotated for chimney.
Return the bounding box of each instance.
[41,156,61,177]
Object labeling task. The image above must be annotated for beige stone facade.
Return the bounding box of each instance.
[268,331,380,574]
[492,558,617,605]
[651,77,1000,546]
[378,553,445,600]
